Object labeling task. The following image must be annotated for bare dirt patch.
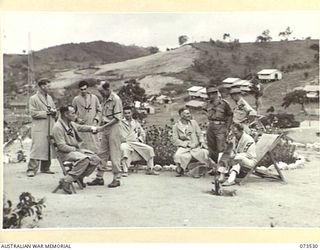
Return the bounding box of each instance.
[3,146,320,228]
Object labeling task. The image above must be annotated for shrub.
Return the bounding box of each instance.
[259,137,297,167]
[145,124,177,165]
[309,44,319,51]
[3,192,46,229]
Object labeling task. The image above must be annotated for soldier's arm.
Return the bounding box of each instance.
[225,102,234,129]
[94,95,102,124]
[72,122,93,133]
[52,126,77,153]
[137,121,146,142]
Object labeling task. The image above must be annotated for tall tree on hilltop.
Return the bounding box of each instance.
[223,33,230,41]
[279,26,293,41]
[178,35,189,46]
[256,29,272,42]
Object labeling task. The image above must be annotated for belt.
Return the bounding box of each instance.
[209,120,226,125]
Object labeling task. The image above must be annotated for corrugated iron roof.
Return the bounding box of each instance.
[187,86,204,92]
[257,69,280,74]
[222,77,241,83]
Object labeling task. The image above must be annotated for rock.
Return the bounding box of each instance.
[169,164,177,171]
[162,165,170,171]
[154,164,162,171]
[278,161,288,170]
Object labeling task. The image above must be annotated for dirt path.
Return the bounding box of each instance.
[3,150,320,228]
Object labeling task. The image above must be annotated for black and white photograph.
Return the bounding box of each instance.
[2,11,320,230]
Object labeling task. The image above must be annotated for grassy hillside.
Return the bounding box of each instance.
[3,41,153,95]
[4,39,319,124]
[183,39,319,83]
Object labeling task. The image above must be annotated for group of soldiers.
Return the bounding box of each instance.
[26,77,258,194]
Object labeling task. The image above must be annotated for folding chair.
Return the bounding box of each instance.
[238,133,286,185]
[48,136,83,194]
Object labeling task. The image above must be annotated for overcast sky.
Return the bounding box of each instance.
[1,11,320,54]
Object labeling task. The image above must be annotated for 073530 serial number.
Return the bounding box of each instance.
[300,244,318,248]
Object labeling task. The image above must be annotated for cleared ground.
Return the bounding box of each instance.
[3,149,320,228]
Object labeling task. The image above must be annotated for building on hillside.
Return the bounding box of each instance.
[185,100,206,109]
[145,105,155,114]
[257,69,282,82]
[187,86,204,98]
[304,85,319,100]
[231,79,252,92]
[199,88,208,100]
[156,95,172,104]
[222,78,241,88]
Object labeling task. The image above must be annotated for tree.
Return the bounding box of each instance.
[148,46,159,54]
[118,79,147,107]
[279,26,293,41]
[223,33,230,41]
[178,35,189,46]
[256,29,272,42]
[281,90,308,114]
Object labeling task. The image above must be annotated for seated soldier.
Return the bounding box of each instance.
[119,106,159,176]
[217,123,257,186]
[52,105,110,194]
[172,107,208,177]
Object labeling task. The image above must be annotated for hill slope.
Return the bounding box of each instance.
[4,39,319,120]
[3,40,153,94]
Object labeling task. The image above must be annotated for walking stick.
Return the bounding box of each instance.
[47,114,51,164]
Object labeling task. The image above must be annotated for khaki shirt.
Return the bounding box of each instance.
[206,99,233,122]
[233,97,257,123]
[101,92,123,124]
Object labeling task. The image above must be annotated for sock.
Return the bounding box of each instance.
[228,170,237,183]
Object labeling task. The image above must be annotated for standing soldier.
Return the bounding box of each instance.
[229,86,257,134]
[205,86,233,163]
[72,80,101,153]
[87,81,123,188]
[27,78,56,177]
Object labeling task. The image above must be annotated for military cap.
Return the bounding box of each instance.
[37,78,50,86]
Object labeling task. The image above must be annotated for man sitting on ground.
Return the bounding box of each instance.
[172,107,208,177]
[217,123,257,186]
[119,106,159,176]
[52,105,109,194]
